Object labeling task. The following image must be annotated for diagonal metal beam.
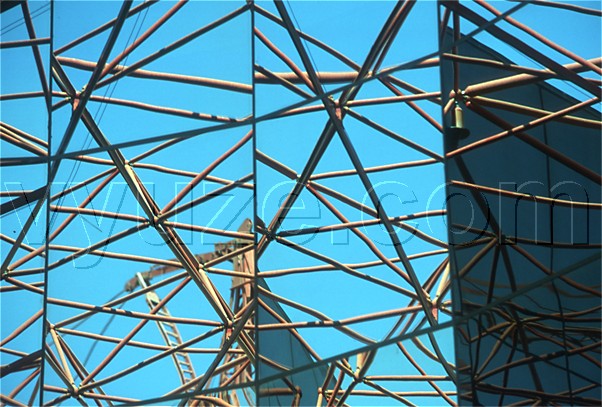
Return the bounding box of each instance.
[0,0,133,276]
[50,57,257,369]
[258,0,414,259]
[445,1,601,98]
[272,4,457,400]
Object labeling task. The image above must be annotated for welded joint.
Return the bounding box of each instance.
[295,175,308,187]
[264,228,277,242]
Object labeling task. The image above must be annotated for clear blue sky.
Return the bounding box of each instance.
[1,1,600,405]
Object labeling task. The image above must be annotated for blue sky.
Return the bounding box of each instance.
[1,1,600,405]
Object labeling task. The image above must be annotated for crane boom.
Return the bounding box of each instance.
[121,218,325,405]
[135,273,197,386]
[122,219,254,390]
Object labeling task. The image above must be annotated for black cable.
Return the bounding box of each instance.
[82,301,125,366]
[1,2,49,36]
[55,3,150,211]
[48,3,151,258]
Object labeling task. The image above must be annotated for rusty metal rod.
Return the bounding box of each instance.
[256,305,423,330]
[254,64,313,99]
[449,179,601,210]
[259,233,420,300]
[443,53,602,84]
[469,95,600,129]
[54,243,253,329]
[56,327,240,354]
[361,379,415,406]
[6,278,220,327]
[0,309,43,347]
[7,368,40,400]
[78,276,192,386]
[508,0,602,16]
[159,173,253,222]
[162,130,252,213]
[445,1,600,97]
[278,209,446,238]
[54,336,108,407]
[92,4,251,92]
[57,56,252,94]
[474,0,602,76]
[0,37,50,49]
[78,326,223,393]
[310,158,440,180]
[258,285,375,344]
[0,128,47,156]
[101,0,188,78]
[254,27,316,93]
[463,101,602,184]
[85,94,241,123]
[54,1,158,55]
[345,108,443,161]
[20,1,50,106]
[463,56,602,96]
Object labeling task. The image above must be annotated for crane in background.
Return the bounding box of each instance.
[123,219,255,405]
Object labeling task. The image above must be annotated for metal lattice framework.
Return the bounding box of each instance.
[1,1,600,406]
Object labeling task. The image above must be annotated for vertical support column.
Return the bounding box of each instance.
[250,1,260,406]
[39,0,54,403]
